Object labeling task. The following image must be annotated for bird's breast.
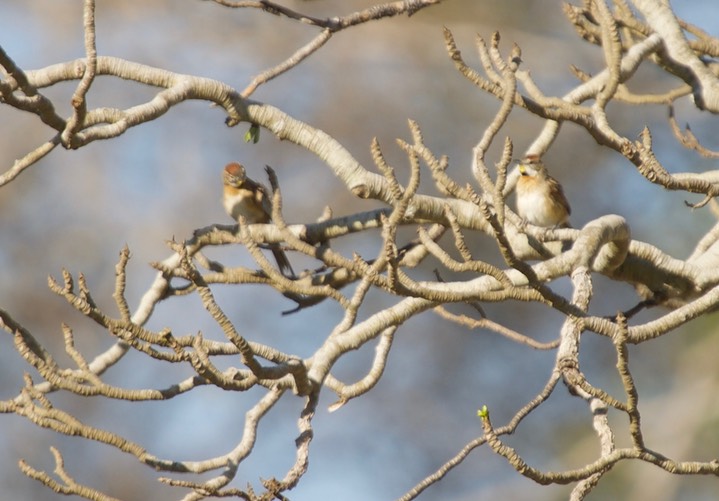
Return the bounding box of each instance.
[223,189,269,224]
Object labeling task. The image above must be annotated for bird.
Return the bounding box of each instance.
[515,154,571,228]
[222,162,295,278]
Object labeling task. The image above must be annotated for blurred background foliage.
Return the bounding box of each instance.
[1,1,718,499]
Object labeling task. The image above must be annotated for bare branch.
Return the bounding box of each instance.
[61,0,97,148]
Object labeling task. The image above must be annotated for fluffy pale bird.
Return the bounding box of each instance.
[515,154,571,228]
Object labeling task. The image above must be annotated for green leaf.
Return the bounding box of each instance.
[477,405,489,419]
[244,124,260,144]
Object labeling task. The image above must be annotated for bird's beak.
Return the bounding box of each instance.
[223,172,238,187]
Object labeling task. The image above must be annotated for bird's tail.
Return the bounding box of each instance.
[560,221,573,251]
[271,246,296,279]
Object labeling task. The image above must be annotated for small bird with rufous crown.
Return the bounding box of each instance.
[222,162,295,278]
